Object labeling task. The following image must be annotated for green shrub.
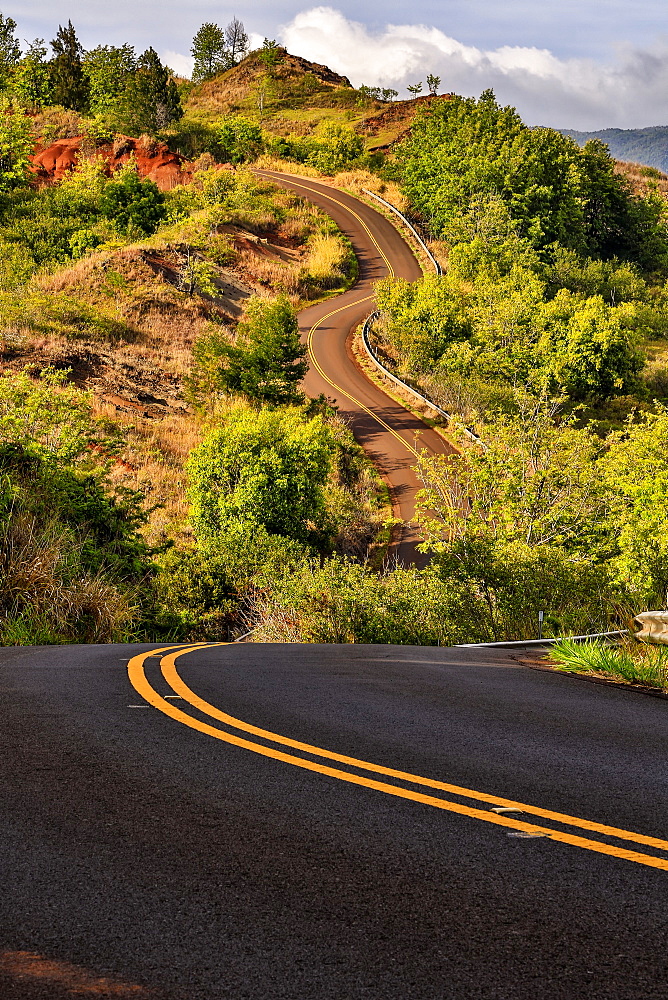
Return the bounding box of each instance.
[549,638,668,690]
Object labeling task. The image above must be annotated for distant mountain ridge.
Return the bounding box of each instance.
[559,126,668,172]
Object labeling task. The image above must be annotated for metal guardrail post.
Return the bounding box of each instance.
[361,312,482,445]
[362,188,442,275]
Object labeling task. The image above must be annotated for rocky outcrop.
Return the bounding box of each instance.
[30,135,193,190]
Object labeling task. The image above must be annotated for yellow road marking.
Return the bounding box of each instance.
[305,295,422,462]
[264,172,424,462]
[127,645,668,871]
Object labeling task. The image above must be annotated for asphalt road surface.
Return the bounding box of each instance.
[255,170,456,565]
[2,640,668,999]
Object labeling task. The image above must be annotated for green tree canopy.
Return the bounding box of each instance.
[191,23,230,82]
[186,406,333,542]
[190,296,307,406]
[0,99,34,191]
[83,44,136,126]
[0,13,20,89]
[216,115,263,163]
[49,20,89,112]
[100,166,166,235]
[10,39,52,110]
[398,89,668,266]
[124,47,182,134]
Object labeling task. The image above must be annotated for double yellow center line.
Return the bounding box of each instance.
[128,644,668,872]
[258,171,422,462]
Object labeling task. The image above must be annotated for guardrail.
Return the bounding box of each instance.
[454,630,628,649]
[362,189,442,275]
[361,312,482,445]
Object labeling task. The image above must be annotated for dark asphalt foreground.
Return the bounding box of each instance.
[2,642,668,999]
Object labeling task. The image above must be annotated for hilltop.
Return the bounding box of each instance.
[183,47,450,148]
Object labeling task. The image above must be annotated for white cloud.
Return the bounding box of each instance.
[161,49,194,79]
[279,6,668,129]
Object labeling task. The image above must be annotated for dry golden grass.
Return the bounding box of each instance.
[615,160,668,200]
[305,232,348,286]
[332,168,408,212]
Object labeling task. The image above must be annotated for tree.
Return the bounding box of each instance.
[381,88,398,102]
[191,23,229,82]
[306,123,364,174]
[407,82,423,97]
[258,38,283,74]
[0,13,20,89]
[186,406,333,543]
[49,20,89,111]
[0,99,34,191]
[83,44,136,125]
[11,39,52,110]
[225,17,249,64]
[216,115,263,163]
[100,167,166,235]
[189,295,307,406]
[124,48,182,134]
[426,73,440,96]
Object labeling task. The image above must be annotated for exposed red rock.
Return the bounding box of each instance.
[30,135,194,190]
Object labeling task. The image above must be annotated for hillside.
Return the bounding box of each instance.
[183,47,447,148]
[560,125,668,172]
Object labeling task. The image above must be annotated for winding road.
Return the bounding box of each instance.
[256,170,455,564]
[2,177,667,1000]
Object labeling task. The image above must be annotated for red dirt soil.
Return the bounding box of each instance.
[30,135,194,190]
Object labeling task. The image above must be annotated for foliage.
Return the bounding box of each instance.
[258,39,284,74]
[156,523,306,640]
[247,557,484,645]
[216,116,263,163]
[123,48,182,135]
[191,23,230,82]
[0,368,159,644]
[0,13,20,89]
[49,20,89,112]
[186,405,334,545]
[375,267,644,404]
[0,100,34,192]
[10,39,52,110]
[100,166,166,236]
[306,123,364,174]
[83,44,136,129]
[549,638,668,690]
[397,90,668,267]
[188,296,307,406]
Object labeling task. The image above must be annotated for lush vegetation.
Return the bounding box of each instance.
[549,638,668,691]
[1,14,668,654]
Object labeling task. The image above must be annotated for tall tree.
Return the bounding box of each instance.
[191,22,229,82]
[84,44,136,124]
[125,48,182,134]
[50,20,89,111]
[426,73,440,95]
[0,98,34,191]
[10,39,51,110]
[225,17,249,64]
[0,13,20,90]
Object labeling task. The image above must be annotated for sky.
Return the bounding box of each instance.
[5,1,668,129]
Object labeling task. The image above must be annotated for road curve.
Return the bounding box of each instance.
[2,640,668,999]
[255,169,456,565]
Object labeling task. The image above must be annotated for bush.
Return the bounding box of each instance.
[100,166,166,236]
[186,405,334,546]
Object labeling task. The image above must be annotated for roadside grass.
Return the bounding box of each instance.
[549,638,668,691]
